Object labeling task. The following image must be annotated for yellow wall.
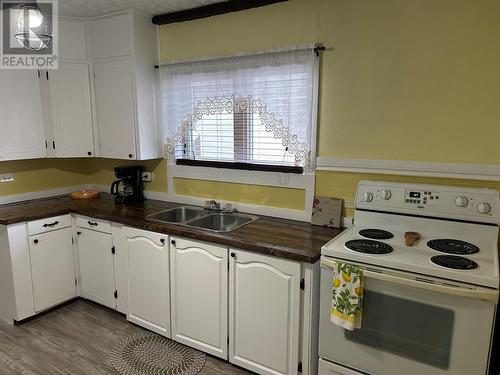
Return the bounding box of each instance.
[86,158,167,193]
[317,171,500,218]
[157,0,500,208]
[0,159,89,196]
[174,178,305,210]
[317,0,500,163]
[2,0,499,212]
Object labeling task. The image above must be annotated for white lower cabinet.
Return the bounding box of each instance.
[77,227,116,309]
[229,249,302,375]
[29,227,77,312]
[170,237,228,359]
[125,227,170,337]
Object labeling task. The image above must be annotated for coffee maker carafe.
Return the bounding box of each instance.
[110,166,145,203]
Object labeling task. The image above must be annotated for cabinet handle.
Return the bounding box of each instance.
[128,153,133,159]
[43,221,59,228]
[230,252,236,258]
[160,238,166,245]
[77,231,82,235]
[87,221,98,226]
[52,141,56,150]
[170,239,175,246]
[45,71,49,80]
[34,239,39,244]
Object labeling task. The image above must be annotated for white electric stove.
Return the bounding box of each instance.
[319,180,500,375]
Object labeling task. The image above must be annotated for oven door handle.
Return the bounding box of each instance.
[363,270,498,303]
[321,258,499,303]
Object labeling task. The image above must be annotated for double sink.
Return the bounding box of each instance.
[147,206,258,233]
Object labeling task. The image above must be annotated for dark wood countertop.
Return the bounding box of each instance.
[0,194,344,263]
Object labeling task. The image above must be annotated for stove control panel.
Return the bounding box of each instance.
[355,180,500,224]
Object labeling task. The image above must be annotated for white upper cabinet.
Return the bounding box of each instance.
[93,58,136,159]
[41,19,95,158]
[91,14,130,59]
[48,63,94,157]
[0,70,46,161]
[229,249,301,375]
[91,11,160,160]
[59,20,87,60]
[170,237,228,359]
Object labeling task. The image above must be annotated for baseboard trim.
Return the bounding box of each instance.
[316,157,500,182]
[0,185,91,205]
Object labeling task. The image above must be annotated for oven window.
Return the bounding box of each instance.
[345,290,454,369]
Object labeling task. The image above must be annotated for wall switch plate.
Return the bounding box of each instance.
[0,173,14,183]
[142,171,152,182]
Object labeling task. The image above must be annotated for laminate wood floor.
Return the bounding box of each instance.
[0,299,253,375]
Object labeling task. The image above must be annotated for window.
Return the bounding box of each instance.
[159,46,318,173]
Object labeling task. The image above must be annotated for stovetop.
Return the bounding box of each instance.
[322,215,500,289]
[322,181,500,289]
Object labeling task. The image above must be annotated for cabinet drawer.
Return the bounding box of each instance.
[76,216,111,234]
[28,214,72,235]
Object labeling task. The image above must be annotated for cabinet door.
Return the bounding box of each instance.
[0,70,46,161]
[29,228,76,312]
[91,14,131,59]
[229,249,301,375]
[49,63,94,157]
[77,228,115,309]
[94,58,136,159]
[171,237,228,359]
[125,227,170,336]
[59,20,87,60]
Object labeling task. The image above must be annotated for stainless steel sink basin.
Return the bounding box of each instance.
[147,206,206,223]
[187,212,258,232]
[147,206,258,232]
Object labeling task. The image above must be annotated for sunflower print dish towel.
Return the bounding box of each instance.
[331,261,364,330]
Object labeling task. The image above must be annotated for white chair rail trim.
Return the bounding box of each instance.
[316,157,500,182]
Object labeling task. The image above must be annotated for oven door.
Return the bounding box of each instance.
[319,256,498,375]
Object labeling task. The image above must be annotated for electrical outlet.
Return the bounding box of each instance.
[344,199,355,209]
[142,171,152,182]
[0,173,14,183]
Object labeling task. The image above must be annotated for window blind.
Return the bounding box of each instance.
[159,47,318,172]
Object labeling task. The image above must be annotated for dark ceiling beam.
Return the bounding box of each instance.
[152,0,288,25]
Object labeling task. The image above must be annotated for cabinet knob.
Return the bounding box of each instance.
[77,231,82,235]
[230,252,236,258]
[170,239,176,246]
[160,238,165,245]
[34,239,39,244]
[128,153,133,159]
[87,151,92,156]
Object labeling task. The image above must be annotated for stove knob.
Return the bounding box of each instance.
[477,202,491,214]
[380,190,392,200]
[455,195,469,207]
[363,192,373,202]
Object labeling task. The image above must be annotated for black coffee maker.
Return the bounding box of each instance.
[110,166,145,203]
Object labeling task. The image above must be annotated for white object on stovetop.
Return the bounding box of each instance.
[322,180,500,289]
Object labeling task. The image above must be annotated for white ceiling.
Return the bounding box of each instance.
[58,0,226,18]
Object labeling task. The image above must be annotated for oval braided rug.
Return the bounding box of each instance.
[110,332,206,375]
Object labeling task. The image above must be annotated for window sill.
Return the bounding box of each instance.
[176,159,304,174]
